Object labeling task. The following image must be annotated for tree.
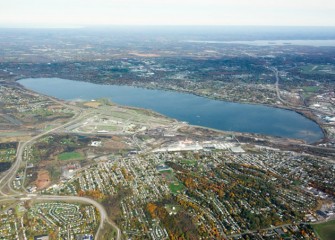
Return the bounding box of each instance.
[147,203,157,218]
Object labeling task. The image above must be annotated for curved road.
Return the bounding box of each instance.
[36,195,121,240]
[0,100,121,239]
[0,110,86,196]
[0,193,121,240]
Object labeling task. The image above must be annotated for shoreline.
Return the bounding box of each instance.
[15,78,325,144]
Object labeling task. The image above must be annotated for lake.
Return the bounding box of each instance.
[18,78,324,143]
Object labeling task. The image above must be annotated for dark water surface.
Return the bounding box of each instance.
[19,78,324,143]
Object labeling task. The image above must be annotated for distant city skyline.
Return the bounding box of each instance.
[0,0,334,27]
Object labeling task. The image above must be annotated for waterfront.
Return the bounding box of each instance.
[19,78,324,142]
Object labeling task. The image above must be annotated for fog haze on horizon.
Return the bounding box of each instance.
[0,0,335,27]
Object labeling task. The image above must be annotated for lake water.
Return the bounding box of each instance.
[18,78,324,143]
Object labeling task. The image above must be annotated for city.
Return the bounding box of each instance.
[0,5,334,240]
[0,80,334,239]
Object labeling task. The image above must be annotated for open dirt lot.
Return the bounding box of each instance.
[35,170,51,190]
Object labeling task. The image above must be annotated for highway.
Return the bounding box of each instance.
[274,68,286,103]
[270,66,328,114]
[0,109,87,196]
[268,67,289,105]
[0,99,122,239]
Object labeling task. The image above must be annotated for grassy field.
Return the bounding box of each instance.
[0,131,26,137]
[165,204,181,214]
[181,159,197,166]
[301,64,335,75]
[301,65,318,73]
[96,125,119,131]
[312,220,335,240]
[58,151,84,161]
[169,182,185,194]
[159,169,173,174]
[302,86,320,92]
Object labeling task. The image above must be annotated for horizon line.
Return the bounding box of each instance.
[1,24,335,29]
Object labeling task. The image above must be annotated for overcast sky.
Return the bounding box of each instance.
[0,0,334,27]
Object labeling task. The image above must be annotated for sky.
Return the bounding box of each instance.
[0,0,334,27]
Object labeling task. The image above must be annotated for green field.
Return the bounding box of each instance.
[165,204,181,214]
[302,86,320,93]
[159,169,173,174]
[0,148,16,162]
[181,159,197,166]
[301,64,335,75]
[58,152,84,161]
[96,125,119,131]
[313,220,335,240]
[0,131,26,137]
[169,182,185,194]
[301,65,318,73]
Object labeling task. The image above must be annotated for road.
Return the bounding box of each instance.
[269,67,299,106]
[0,109,86,196]
[0,98,122,239]
[178,195,227,239]
[268,67,289,105]
[35,195,121,240]
[228,223,292,238]
[270,66,329,114]
[268,67,331,145]
[0,193,121,240]
[274,68,284,103]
